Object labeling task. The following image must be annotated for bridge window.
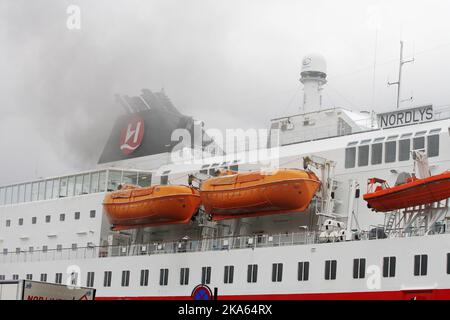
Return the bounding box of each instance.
[428,135,439,158]
[180,267,190,285]
[272,263,283,282]
[138,173,152,187]
[383,256,396,277]
[25,184,32,202]
[345,147,356,169]
[385,140,397,163]
[108,170,122,191]
[371,142,383,165]
[0,188,5,206]
[224,265,234,284]
[353,258,366,279]
[399,139,411,161]
[358,145,369,167]
[160,175,169,185]
[98,171,107,192]
[123,171,138,186]
[159,268,169,286]
[298,261,310,281]
[45,180,53,200]
[52,179,59,200]
[38,181,45,201]
[82,174,90,195]
[67,176,75,197]
[201,266,211,285]
[414,254,428,276]
[324,260,337,280]
[247,264,258,283]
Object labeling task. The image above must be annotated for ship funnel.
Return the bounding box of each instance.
[300,53,327,114]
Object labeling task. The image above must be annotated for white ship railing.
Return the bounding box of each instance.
[0,225,448,264]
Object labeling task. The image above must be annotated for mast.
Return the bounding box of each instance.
[388,41,414,109]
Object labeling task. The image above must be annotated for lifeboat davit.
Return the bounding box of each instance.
[103,184,201,230]
[363,172,450,212]
[200,169,321,220]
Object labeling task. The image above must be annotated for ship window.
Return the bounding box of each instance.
[45,215,51,223]
[24,183,31,202]
[385,141,397,163]
[140,269,149,286]
[0,275,5,280]
[345,147,356,169]
[224,265,234,284]
[82,174,90,195]
[45,180,53,200]
[414,254,428,276]
[4,186,11,205]
[428,135,439,158]
[32,217,37,224]
[3,249,7,255]
[18,184,25,203]
[107,170,122,191]
[90,172,99,193]
[12,274,19,280]
[447,253,450,274]
[200,169,208,175]
[272,263,283,282]
[383,256,396,277]
[159,268,169,286]
[160,175,169,185]
[298,261,310,281]
[98,171,107,193]
[40,273,47,282]
[71,243,77,251]
[67,176,75,197]
[90,210,96,218]
[29,247,33,253]
[42,245,48,252]
[413,136,425,151]
[324,260,337,280]
[353,258,366,279]
[121,270,130,287]
[137,172,152,187]
[180,268,190,285]
[74,212,80,220]
[6,219,10,227]
[87,272,95,287]
[399,139,411,161]
[26,274,32,280]
[18,218,23,226]
[201,164,210,169]
[229,165,239,172]
[31,183,38,201]
[123,171,138,186]
[75,175,83,196]
[358,145,369,167]
[60,214,65,221]
[56,244,62,251]
[59,177,68,198]
[0,188,5,206]
[247,264,258,283]
[201,266,211,285]
[103,271,112,287]
[15,248,20,254]
[52,179,59,200]
[371,143,383,165]
[38,181,45,201]
[55,273,62,284]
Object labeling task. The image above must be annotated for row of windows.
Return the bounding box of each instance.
[4,210,96,228]
[3,243,92,255]
[0,169,153,206]
[4,254,435,289]
[345,131,440,169]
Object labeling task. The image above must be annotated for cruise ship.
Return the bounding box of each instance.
[2,51,450,300]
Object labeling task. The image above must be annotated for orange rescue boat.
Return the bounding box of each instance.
[200,169,321,220]
[364,171,450,212]
[103,184,201,230]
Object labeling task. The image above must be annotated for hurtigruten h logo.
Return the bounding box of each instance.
[120,117,145,155]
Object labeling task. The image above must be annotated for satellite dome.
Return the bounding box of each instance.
[301,53,327,76]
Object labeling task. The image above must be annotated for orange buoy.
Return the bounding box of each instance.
[200,169,321,220]
[103,184,201,230]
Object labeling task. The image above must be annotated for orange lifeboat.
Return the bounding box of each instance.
[103,184,201,230]
[200,169,321,220]
[364,171,450,212]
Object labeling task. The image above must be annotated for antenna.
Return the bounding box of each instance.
[388,41,415,109]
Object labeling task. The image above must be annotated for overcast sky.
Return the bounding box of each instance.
[2,0,450,185]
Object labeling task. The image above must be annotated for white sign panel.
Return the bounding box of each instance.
[377,105,433,128]
[22,281,95,300]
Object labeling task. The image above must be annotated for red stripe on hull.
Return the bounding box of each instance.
[95,289,450,300]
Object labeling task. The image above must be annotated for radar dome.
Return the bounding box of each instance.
[301,53,327,76]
